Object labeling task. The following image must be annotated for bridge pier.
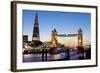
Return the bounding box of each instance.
[42,49,45,61]
[65,49,70,60]
[77,46,84,59]
[42,49,48,61]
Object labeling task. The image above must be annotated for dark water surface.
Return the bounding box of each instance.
[23,48,88,62]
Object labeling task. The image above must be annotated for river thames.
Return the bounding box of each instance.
[23,48,90,62]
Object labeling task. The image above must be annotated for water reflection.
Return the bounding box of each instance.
[51,54,60,61]
[23,48,91,62]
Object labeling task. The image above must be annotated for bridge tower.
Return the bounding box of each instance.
[78,28,83,47]
[51,28,58,48]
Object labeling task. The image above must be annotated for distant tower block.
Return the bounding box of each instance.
[78,28,83,47]
[23,35,28,43]
[51,28,58,48]
[32,13,40,41]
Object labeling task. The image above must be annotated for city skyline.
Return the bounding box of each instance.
[23,10,91,46]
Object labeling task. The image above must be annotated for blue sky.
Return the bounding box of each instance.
[23,10,91,45]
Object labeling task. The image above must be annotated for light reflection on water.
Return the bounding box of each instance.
[51,54,60,60]
[23,48,83,62]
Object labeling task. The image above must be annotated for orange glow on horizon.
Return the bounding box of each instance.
[58,37,90,47]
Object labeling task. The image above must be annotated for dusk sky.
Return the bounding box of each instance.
[23,10,91,46]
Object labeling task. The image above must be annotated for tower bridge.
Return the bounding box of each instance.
[51,28,83,48]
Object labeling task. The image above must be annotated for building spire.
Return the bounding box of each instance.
[32,13,40,41]
[34,13,38,23]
